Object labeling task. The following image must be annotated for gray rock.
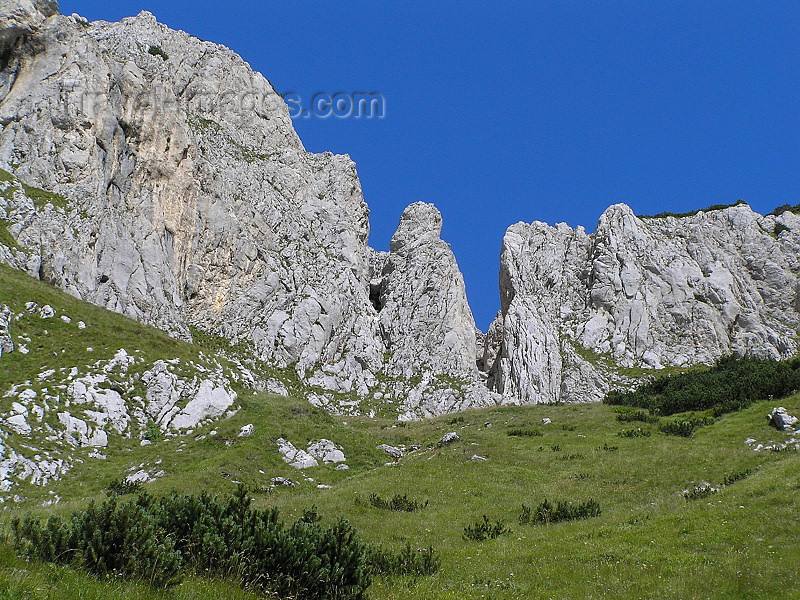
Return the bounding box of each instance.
[469,454,487,461]
[276,438,318,469]
[377,443,404,459]
[768,407,798,431]
[238,424,254,437]
[541,418,551,425]
[307,439,346,463]
[491,204,800,404]
[0,11,489,419]
[271,476,295,487]
[439,431,459,445]
[0,305,13,356]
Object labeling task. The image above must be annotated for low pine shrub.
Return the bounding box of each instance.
[507,428,543,437]
[12,498,182,588]
[615,409,659,424]
[368,493,428,512]
[683,483,719,500]
[147,45,169,60]
[105,478,142,497]
[11,486,437,597]
[367,543,441,576]
[604,355,800,416]
[723,468,753,486]
[659,415,715,437]
[519,498,601,525]
[617,427,651,438]
[463,516,509,541]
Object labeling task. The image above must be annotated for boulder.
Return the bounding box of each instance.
[768,407,798,431]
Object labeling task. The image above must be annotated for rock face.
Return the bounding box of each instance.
[0,304,12,356]
[0,6,489,418]
[369,203,498,418]
[1,5,799,416]
[489,203,800,404]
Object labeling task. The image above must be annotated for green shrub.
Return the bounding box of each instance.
[147,45,169,60]
[659,415,715,437]
[639,200,746,219]
[368,493,428,512]
[143,421,162,441]
[768,203,800,216]
[597,443,619,451]
[604,355,800,416]
[774,222,790,236]
[367,543,440,576]
[105,478,142,497]
[463,516,509,541]
[519,499,601,525]
[615,409,659,424]
[617,427,651,438]
[683,483,718,500]
[722,468,753,486]
[507,428,543,437]
[12,498,182,588]
[12,486,440,598]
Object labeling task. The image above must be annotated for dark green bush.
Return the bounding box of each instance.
[507,428,543,437]
[463,516,509,541]
[147,45,169,60]
[659,415,715,437]
[774,223,790,236]
[367,543,440,576]
[368,493,428,512]
[105,478,142,497]
[604,355,800,416]
[617,427,651,438]
[519,498,601,525]
[723,468,753,486]
[640,200,746,219]
[683,483,718,500]
[12,486,439,598]
[12,497,182,588]
[615,409,659,424]
[768,203,800,216]
[597,443,619,451]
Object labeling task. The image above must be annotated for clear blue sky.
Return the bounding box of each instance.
[60,1,800,330]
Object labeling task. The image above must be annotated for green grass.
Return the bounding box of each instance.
[0,219,20,250]
[3,394,798,599]
[0,263,228,397]
[2,264,800,598]
[20,182,67,210]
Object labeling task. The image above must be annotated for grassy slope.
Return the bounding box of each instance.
[1,266,799,599]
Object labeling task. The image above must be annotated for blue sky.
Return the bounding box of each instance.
[61,1,800,330]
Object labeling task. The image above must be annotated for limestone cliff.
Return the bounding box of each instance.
[1,5,799,415]
[0,5,493,417]
[488,203,800,404]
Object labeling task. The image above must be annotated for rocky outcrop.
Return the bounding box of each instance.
[369,203,498,417]
[490,203,800,404]
[0,6,487,418]
[1,5,798,416]
[0,304,12,356]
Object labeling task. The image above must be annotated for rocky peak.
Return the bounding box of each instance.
[389,201,443,253]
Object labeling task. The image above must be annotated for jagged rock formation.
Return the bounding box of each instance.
[488,203,800,404]
[0,5,492,417]
[1,4,799,417]
[368,203,498,418]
